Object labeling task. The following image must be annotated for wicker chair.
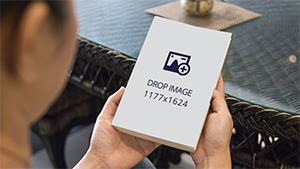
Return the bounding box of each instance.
[32,37,299,168]
[31,83,105,168]
[226,97,299,168]
[31,36,135,168]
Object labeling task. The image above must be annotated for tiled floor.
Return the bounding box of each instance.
[31,124,195,169]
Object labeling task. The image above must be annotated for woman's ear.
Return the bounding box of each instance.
[12,1,50,84]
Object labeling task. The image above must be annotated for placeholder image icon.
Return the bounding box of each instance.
[163,51,191,76]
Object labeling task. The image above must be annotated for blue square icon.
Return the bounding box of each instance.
[163,51,191,76]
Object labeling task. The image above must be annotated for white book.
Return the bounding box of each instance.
[111,16,232,152]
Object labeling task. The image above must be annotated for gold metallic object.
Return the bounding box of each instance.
[180,0,214,16]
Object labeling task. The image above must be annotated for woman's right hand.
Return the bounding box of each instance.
[191,75,233,169]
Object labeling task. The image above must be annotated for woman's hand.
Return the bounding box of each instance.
[191,76,233,169]
[74,87,160,169]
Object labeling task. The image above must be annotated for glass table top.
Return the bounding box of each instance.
[75,0,299,114]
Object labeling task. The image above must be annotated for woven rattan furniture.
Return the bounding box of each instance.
[31,37,135,168]
[32,37,299,168]
[226,97,299,168]
[31,82,106,168]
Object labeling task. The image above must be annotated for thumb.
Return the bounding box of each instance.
[210,89,227,115]
[99,87,125,121]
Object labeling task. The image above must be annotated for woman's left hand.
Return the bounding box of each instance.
[74,87,160,169]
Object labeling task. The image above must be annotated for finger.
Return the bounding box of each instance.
[211,89,233,130]
[211,89,228,115]
[99,87,125,120]
[215,74,225,98]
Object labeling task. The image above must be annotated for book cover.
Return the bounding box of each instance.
[111,16,232,152]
